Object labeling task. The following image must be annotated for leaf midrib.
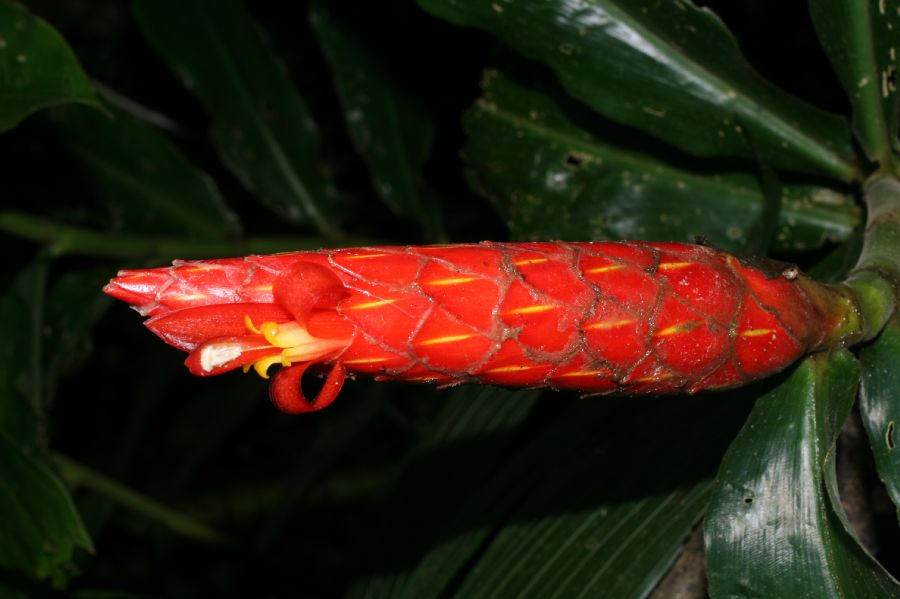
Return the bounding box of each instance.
[580,0,860,180]
[194,12,333,236]
[70,144,223,238]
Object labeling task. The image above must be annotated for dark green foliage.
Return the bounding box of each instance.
[1,0,899,596]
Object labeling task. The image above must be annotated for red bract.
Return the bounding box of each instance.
[104,241,848,413]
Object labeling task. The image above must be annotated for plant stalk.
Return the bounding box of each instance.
[0,211,385,261]
[50,452,228,545]
[843,175,900,342]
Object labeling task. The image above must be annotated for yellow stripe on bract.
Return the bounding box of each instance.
[658,262,692,270]
[170,293,207,302]
[249,285,272,292]
[417,333,477,346]
[655,321,700,336]
[505,304,554,315]
[340,253,388,260]
[422,277,480,286]
[633,373,673,383]
[741,328,775,337]
[585,264,624,274]
[484,365,536,374]
[514,258,548,266]
[343,357,390,365]
[585,319,634,330]
[556,369,607,378]
[347,298,397,310]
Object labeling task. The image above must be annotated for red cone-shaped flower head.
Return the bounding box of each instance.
[104,242,847,413]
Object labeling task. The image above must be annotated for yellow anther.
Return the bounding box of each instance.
[505,304,554,315]
[741,328,775,337]
[585,319,634,331]
[348,299,397,310]
[244,314,263,335]
[422,277,480,286]
[251,355,283,379]
[260,321,281,345]
[417,333,477,346]
[655,321,701,337]
[585,264,624,274]
[659,262,692,270]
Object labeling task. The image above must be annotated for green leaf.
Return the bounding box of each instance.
[810,0,900,167]
[706,351,900,598]
[310,1,444,240]
[0,264,110,450]
[860,315,900,522]
[446,395,750,598]
[352,385,541,597]
[132,0,341,237]
[806,228,864,282]
[43,268,111,402]
[354,391,751,598]
[420,0,862,181]
[0,431,92,585]
[50,104,240,239]
[255,390,383,549]
[0,262,46,449]
[0,0,99,133]
[465,68,860,252]
[0,211,370,260]
[50,453,226,545]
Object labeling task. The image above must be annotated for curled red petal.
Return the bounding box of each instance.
[269,361,346,414]
[273,262,348,325]
[185,336,280,377]
[146,303,292,351]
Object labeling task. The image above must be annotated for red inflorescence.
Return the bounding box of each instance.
[104,241,841,413]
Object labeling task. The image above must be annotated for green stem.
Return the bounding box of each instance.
[0,211,385,261]
[843,175,900,341]
[50,452,228,545]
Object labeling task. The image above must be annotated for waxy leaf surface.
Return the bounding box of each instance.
[132,0,340,237]
[706,351,900,598]
[310,1,443,239]
[0,1,99,132]
[420,0,861,180]
[811,0,900,165]
[354,391,751,598]
[0,431,92,585]
[52,105,240,239]
[465,68,859,251]
[860,315,900,522]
